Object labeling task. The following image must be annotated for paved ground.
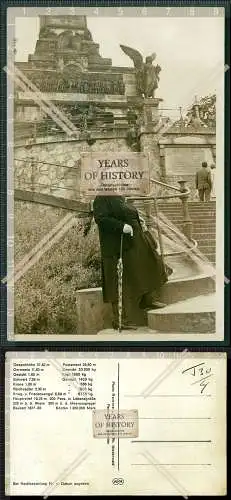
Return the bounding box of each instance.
[96,329,219,341]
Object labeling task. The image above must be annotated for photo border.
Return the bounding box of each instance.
[0,0,230,348]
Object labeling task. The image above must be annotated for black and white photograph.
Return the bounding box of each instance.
[6,6,225,341]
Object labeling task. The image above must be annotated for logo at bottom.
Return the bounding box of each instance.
[112,478,124,485]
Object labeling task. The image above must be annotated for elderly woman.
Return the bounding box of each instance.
[93,195,170,330]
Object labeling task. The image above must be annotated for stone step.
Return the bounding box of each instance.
[197,238,216,243]
[159,212,216,218]
[148,201,216,266]
[159,275,215,305]
[193,226,216,229]
[76,276,216,335]
[159,213,216,219]
[194,232,216,238]
[158,208,216,213]
[197,241,216,247]
[198,251,216,257]
[160,204,216,207]
[198,252,216,259]
[196,245,216,250]
[147,293,216,333]
[198,256,216,262]
[159,202,216,207]
[202,254,216,262]
[163,218,216,223]
[159,211,216,219]
[168,226,215,233]
[197,248,216,253]
[158,221,216,228]
[192,226,216,230]
[158,209,216,214]
[159,208,216,213]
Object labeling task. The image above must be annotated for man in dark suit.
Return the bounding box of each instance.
[195,161,212,201]
[93,195,168,330]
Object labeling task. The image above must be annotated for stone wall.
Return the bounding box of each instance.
[14,136,132,198]
[14,109,216,203]
[158,128,216,200]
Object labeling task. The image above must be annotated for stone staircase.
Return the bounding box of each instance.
[157,200,216,265]
[76,200,217,336]
[145,200,216,334]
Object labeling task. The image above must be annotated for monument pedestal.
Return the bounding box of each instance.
[138,98,163,179]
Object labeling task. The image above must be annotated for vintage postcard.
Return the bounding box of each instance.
[5,351,226,495]
[5,6,225,341]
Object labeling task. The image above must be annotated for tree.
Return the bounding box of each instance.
[173,94,216,128]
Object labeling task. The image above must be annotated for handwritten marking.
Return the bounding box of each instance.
[182,362,213,394]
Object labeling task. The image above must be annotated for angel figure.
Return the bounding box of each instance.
[120,45,161,98]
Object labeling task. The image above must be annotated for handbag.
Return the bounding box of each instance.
[142,228,158,251]
[142,229,173,281]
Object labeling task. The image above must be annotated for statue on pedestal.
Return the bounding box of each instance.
[120,44,161,98]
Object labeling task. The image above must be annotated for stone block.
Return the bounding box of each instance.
[160,276,215,305]
[148,310,215,333]
[76,287,112,334]
[148,293,216,333]
[76,287,147,334]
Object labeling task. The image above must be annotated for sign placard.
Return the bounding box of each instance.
[80,152,150,198]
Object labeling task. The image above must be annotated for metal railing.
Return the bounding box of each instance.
[14,155,196,261]
[126,178,196,261]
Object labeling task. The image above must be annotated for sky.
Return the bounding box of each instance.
[14,15,224,120]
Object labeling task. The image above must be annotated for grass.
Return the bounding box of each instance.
[14,201,101,334]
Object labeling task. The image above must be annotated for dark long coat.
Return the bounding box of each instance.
[195,167,212,190]
[93,196,167,303]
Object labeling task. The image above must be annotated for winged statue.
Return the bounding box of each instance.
[120,44,161,98]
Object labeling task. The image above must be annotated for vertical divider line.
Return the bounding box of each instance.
[117,362,120,471]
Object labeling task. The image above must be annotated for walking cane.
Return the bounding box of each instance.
[117,233,124,333]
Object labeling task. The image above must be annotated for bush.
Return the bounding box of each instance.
[14,202,101,334]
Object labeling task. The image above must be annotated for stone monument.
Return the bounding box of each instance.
[14,15,168,196]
